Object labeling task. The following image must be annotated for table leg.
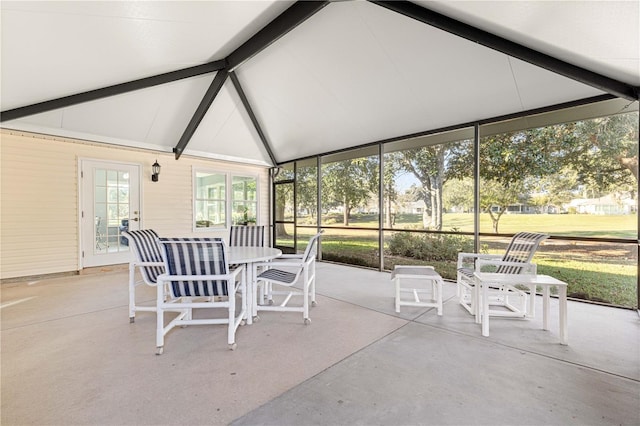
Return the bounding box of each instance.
[527,284,536,318]
[245,262,254,325]
[559,285,568,345]
[436,279,443,316]
[474,277,481,324]
[542,285,550,330]
[482,278,490,337]
[394,277,400,313]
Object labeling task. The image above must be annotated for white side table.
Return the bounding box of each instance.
[474,272,568,344]
[392,266,443,315]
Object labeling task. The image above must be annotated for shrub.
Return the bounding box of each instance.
[387,231,474,262]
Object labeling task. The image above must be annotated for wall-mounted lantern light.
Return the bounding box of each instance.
[151,160,161,182]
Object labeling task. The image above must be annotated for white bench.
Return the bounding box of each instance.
[392,266,443,315]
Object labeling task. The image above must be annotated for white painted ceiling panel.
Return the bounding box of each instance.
[0,1,291,109]
[3,74,216,152]
[239,1,606,162]
[421,0,640,86]
[187,82,271,165]
[142,75,218,147]
[1,1,636,166]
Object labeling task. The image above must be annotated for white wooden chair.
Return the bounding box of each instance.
[155,238,246,354]
[121,229,165,323]
[252,232,323,324]
[457,232,549,318]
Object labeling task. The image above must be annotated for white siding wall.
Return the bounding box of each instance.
[0,130,270,279]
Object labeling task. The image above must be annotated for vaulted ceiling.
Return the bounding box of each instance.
[1,1,638,167]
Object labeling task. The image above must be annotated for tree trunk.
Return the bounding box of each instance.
[488,208,505,233]
[385,195,393,228]
[275,201,288,236]
[343,196,350,226]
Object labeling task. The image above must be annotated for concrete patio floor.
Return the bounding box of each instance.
[1,262,639,425]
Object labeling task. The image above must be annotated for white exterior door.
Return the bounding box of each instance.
[80,159,141,267]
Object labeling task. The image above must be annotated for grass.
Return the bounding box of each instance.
[387,212,637,239]
[281,212,638,308]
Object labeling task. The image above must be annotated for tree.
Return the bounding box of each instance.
[443,177,474,213]
[528,167,579,213]
[322,156,378,226]
[570,113,638,189]
[383,152,403,228]
[396,145,445,230]
[480,179,527,233]
[296,164,318,222]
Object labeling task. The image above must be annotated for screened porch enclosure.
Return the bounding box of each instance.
[274,97,639,310]
[1,1,638,303]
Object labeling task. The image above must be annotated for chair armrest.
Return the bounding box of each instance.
[133,260,164,268]
[254,260,305,269]
[278,254,304,259]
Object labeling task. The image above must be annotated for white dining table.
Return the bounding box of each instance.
[228,246,282,325]
[473,272,568,344]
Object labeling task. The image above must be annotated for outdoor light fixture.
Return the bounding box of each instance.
[151,160,161,182]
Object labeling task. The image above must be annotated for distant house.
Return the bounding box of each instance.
[397,200,426,214]
[567,194,636,215]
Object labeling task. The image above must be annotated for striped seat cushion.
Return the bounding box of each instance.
[158,238,229,297]
[122,229,164,284]
[457,267,474,278]
[257,268,297,284]
[230,225,265,247]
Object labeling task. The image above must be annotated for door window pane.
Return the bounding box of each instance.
[94,167,130,254]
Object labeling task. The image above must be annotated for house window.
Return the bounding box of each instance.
[232,176,258,225]
[194,171,226,228]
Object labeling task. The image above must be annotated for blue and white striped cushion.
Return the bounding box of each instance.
[122,229,164,284]
[257,268,297,284]
[230,225,265,247]
[158,238,229,297]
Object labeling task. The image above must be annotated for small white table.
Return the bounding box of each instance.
[391,266,443,315]
[229,246,282,325]
[473,272,568,344]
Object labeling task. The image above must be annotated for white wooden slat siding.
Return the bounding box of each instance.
[0,130,270,280]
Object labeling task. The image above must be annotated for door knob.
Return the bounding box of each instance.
[131,218,139,222]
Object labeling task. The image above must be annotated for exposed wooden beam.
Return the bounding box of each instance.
[229,71,278,165]
[227,1,330,71]
[0,60,227,122]
[371,1,639,101]
[174,69,229,159]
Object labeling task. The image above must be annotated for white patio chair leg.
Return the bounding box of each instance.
[156,286,165,355]
[129,264,136,323]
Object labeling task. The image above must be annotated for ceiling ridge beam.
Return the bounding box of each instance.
[370,1,639,101]
[174,68,229,159]
[227,1,330,71]
[229,71,278,165]
[0,60,227,122]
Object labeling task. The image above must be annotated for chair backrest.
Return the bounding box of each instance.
[122,229,164,284]
[497,232,549,274]
[230,225,265,247]
[158,238,229,298]
[302,231,324,263]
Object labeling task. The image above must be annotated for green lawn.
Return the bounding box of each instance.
[388,212,636,239]
[283,212,638,308]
